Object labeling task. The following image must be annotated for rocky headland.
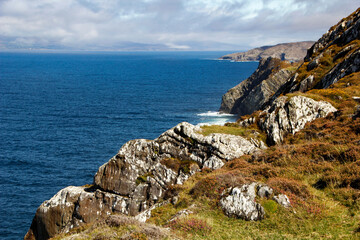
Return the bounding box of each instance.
[26,7,360,240]
[219,57,298,114]
[219,41,314,62]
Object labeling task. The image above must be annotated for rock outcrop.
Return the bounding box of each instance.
[273,194,291,208]
[219,41,314,62]
[259,96,337,145]
[26,122,263,240]
[220,183,265,221]
[271,8,360,96]
[219,57,294,115]
[220,183,290,221]
[26,8,360,240]
[24,186,131,240]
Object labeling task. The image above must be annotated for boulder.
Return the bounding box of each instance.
[24,186,130,240]
[220,183,265,221]
[257,184,274,198]
[259,96,337,145]
[220,183,291,221]
[273,194,292,208]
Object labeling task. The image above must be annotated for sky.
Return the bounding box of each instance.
[0,0,359,51]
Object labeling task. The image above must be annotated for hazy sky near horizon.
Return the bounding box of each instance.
[0,0,358,51]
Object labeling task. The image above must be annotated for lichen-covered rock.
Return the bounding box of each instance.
[273,194,292,208]
[220,183,265,221]
[272,8,360,95]
[220,183,291,221]
[305,8,360,62]
[24,186,131,240]
[94,122,261,202]
[316,49,360,89]
[259,96,337,145]
[27,122,262,239]
[220,57,294,115]
[257,184,273,198]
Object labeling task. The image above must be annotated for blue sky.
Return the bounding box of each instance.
[0,0,358,51]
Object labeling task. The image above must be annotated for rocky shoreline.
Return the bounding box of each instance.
[25,7,360,240]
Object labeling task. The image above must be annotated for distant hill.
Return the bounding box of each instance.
[219,41,314,62]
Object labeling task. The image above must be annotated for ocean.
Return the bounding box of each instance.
[0,51,258,239]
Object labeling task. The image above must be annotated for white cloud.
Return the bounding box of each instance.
[0,0,358,50]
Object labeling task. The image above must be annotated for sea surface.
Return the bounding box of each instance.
[0,51,257,239]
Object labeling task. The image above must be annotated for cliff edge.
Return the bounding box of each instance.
[25,7,360,240]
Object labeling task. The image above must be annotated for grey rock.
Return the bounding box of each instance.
[24,186,131,240]
[298,75,314,92]
[257,184,273,198]
[220,183,265,221]
[282,8,360,94]
[307,58,319,71]
[220,183,292,221]
[239,117,256,127]
[305,9,360,62]
[27,122,263,239]
[273,194,292,208]
[316,49,360,89]
[220,57,294,115]
[259,96,337,145]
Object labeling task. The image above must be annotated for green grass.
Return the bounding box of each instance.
[199,125,267,144]
[199,125,247,136]
[148,187,359,240]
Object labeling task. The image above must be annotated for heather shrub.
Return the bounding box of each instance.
[190,172,246,200]
[267,177,310,199]
[166,217,211,237]
[163,184,184,200]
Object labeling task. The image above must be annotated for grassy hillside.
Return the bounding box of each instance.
[51,63,360,240]
[50,8,360,240]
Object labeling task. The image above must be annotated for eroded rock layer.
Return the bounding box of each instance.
[26,122,263,240]
[220,57,294,115]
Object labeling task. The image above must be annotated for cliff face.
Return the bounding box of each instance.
[219,57,296,115]
[220,41,314,62]
[25,122,264,240]
[26,8,360,240]
[220,8,360,116]
[270,8,360,97]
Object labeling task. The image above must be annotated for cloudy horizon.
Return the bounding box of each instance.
[0,0,358,51]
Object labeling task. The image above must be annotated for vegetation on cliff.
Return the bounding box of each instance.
[27,7,360,240]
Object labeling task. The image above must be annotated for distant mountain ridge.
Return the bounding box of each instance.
[219,41,314,62]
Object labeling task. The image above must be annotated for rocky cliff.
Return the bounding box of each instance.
[220,8,360,116]
[26,7,360,240]
[269,7,360,98]
[25,94,336,239]
[219,41,314,62]
[219,57,296,115]
[25,122,265,240]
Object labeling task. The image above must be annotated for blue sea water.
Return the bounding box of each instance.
[0,51,258,239]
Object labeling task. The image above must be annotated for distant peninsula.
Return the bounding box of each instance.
[219,41,314,62]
